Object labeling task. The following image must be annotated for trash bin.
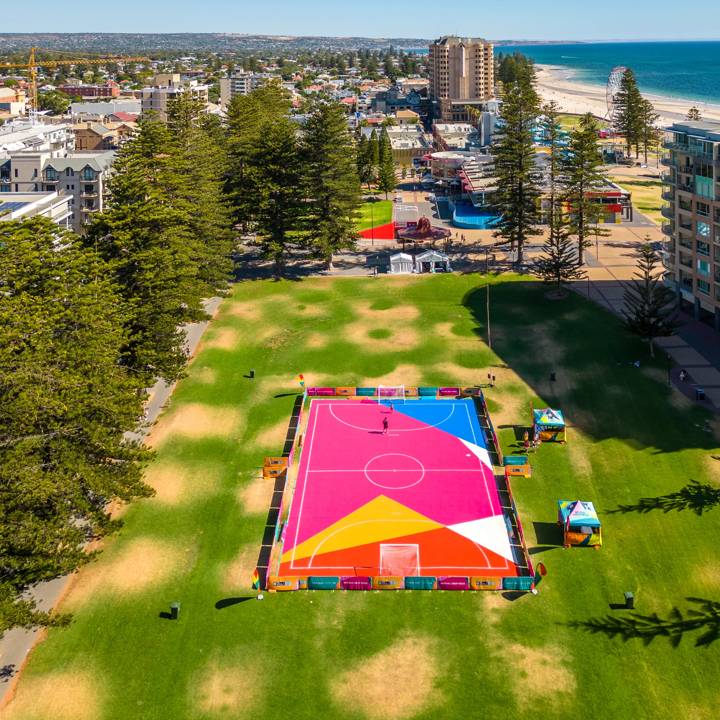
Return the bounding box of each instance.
[170,602,180,620]
[624,592,634,610]
[695,387,705,401]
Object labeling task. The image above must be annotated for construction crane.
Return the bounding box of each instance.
[0,47,150,117]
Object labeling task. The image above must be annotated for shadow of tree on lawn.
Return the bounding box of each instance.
[607,480,720,516]
[569,598,720,648]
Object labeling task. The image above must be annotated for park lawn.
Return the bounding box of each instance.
[607,173,663,224]
[356,200,393,231]
[6,275,720,720]
[558,113,585,130]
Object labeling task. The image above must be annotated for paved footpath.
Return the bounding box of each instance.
[0,297,222,705]
[574,240,720,411]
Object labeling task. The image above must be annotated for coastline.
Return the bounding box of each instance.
[535,64,720,124]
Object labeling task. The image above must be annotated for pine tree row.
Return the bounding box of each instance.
[226,84,362,274]
[0,94,234,630]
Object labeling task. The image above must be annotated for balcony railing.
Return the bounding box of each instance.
[661,205,674,219]
[80,192,98,199]
[661,222,675,236]
[663,140,716,160]
[661,188,675,201]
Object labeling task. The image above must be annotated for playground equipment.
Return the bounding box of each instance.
[504,455,531,478]
[558,500,602,548]
[532,407,567,443]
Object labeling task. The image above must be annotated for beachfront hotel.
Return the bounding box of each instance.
[661,120,720,329]
[428,36,494,122]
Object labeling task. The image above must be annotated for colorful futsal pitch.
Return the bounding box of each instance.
[276,397,524,583]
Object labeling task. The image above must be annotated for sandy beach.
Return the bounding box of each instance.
[536,64,720,125]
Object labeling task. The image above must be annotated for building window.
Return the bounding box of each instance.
[697,258,710,275]
[697,241,710,257]
[697,201,710,217]
[66,168,74,177]
[697,221,711,238]
[697,279,710,295]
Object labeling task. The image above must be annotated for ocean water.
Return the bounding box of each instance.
[499,42,720,105]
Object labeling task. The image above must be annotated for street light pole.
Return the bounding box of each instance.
[486,281,492,349]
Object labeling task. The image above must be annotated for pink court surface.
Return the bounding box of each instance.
[277,397,523,580]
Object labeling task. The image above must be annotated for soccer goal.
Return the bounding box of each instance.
[378,385,406,406]
[379,543,420,577]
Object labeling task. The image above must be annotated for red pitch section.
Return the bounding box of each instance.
[279,399,519,578]
[359,221,396,240]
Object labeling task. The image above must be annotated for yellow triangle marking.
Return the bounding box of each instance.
[282,495,442,563]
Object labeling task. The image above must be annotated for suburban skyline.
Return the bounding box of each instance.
[4,0,720,40]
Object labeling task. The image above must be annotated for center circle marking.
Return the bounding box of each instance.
[363,453,425,489]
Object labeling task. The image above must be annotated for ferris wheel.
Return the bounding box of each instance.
[606,66,627,119]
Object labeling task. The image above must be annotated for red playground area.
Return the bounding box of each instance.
[268,394,533,591]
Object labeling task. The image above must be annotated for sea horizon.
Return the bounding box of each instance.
[499,41,720,106]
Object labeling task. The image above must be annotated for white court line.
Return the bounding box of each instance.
[288,399,513,572]
[306,468,487,473]
[462,401,494,512]
[303,518,495,568]
[290,401,320,569]
[328,402,455,433]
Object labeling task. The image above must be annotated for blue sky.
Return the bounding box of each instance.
[5,0,720,39]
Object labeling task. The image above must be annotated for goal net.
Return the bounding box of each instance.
[378,385,405,406]
[380,544,420,577]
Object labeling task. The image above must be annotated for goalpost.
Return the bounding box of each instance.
[380,544,420,577]
[377,385,406,407]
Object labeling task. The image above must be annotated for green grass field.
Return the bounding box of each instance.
[607,173,663,225]
[357,200,393,231]
[6,275,720,720]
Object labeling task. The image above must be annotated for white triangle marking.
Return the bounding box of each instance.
[449,515,514,562]
[460,438,493,471]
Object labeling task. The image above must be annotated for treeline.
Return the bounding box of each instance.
[356,128,396,195]
[0,87,362,630]
[226,84,361,273]
[491,70,610,268]
[612,68,659,162]
[495,51,536,87]
[240,48,422,81]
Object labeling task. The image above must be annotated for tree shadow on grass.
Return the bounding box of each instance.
[462,281,719,454]
[568,598,720,648]
[607,480,720,516]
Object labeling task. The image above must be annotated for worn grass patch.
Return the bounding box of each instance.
[222,544,259,592]
[63,538,190,610]
[144,462,220,506]
[147,403,243,448]
[236,473,274,515]
[504,643,576,706]
[330,635,442,719]
[193,657,263,717]
[2,669,102,720]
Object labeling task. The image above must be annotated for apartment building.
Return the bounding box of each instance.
[141,78,209,122]
[4,148,114,234]
[219,71,272,106]
[428,36,494,122]
[0,191,72,227]
[59,81,120,99]
[40,152,114,233]
[661,121,720,329]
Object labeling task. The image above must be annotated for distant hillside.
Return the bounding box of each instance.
[0,34,429,55]
[0,34,582,55]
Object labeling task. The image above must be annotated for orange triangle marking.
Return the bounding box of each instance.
[281,495,442,564]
